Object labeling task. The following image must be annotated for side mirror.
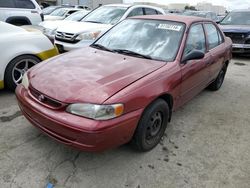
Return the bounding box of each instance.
[65,13,70,17]
[182,50,205,63]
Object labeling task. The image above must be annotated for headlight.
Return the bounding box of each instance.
[21,72,29,89]
[75,31,101,41]
[43,28,56,36]
[66,103,124,120]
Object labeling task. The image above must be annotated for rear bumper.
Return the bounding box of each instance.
[15,85,142,152]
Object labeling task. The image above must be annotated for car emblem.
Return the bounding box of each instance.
[38,94,45,102]
[61,33,65,39]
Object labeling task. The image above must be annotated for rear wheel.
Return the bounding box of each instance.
[131,99,169,152]
[4,55,40,91]
[208,64,228,91]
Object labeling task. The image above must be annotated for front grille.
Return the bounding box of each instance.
[224,32,247,44]
[29,86,66,110]
[55,31,79,44]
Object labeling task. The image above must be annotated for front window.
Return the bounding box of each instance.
[93,19,185,62]
[220,12,250,25]
[184,24,206,56]
[82,6,127,25]
[50,8,68,16]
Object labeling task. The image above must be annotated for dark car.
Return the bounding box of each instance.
[16,15,232,152]
[183,11,219,22]
[219,10,250,53]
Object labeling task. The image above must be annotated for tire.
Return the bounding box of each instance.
[4,55,40,91]
[131,99,169,152]
[208,64,228,91]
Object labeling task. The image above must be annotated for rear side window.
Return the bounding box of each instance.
[204,23,221,50]
[127,8,144,17]
[15,0,35,9]
[184,24,206,56]
[144,8,157,15]
[0,0,15,8]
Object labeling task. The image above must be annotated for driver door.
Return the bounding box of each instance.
[180,23,211,105]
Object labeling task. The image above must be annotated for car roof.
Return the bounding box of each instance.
[131,14,211,25]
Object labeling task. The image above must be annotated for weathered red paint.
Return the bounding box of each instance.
[16,15,232,152]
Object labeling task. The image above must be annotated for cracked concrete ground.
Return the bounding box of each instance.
[0,57,250,188]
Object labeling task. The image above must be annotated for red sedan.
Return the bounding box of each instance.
[16,15,232,152]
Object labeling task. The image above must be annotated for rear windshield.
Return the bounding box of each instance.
[220,12,250,25]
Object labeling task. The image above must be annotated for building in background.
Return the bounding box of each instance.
[197,2,226,15]
[168,3,189,10]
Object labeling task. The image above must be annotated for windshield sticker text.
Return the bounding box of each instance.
[157,24,182,31]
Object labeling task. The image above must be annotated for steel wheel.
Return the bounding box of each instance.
[145,111,163,145]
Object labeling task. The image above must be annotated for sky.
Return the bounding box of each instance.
[123,0,250,10]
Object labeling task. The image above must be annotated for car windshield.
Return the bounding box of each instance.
[50,8,68,16]
[64,11,89,21]
[43,6,57,14]
[220,12,250,25]
[93,19,185,62]
[82,6,127,25]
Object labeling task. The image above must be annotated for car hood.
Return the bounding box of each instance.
[56,21,112,34]
[44,15,64,21]
[29,47,166,104]
[39,20,76,30]
[219,24,250,33]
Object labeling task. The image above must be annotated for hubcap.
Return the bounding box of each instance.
[12,59,37,85]
[145,111,163,143]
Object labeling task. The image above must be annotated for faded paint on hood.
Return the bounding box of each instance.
[56,21,111,34]
[29,47,166,104]
[219,24,250,33]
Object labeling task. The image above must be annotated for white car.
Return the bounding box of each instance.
[0,22,59,91]
[55,4,165,52]
[44,7,83,21]
[40,10,90,40]
[0,0,43,25]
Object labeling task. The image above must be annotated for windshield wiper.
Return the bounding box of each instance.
[90,44,114,52]
[113,49,152,60]
[85,20,103,24]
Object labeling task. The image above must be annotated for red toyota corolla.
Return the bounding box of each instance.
[16,15,232,152]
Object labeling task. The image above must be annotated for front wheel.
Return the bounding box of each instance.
[131,99,169,152]
[4,55,40,91]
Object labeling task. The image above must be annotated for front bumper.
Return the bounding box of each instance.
[55,40,93,53]
[232,43,250,53]
[15,85,142,152]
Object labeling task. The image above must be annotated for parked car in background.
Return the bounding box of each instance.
[219,10,250,53]
[0,0,43,25]
[183,11,219,22]
[40,10,90,41]
[44,7,82,21]
[42,6,63,15]
[55,4,165,52]
[16,15,232,152]
[0,22,58,91]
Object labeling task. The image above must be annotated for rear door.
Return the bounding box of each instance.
[180,23,211,105]
[204,23,225,80]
